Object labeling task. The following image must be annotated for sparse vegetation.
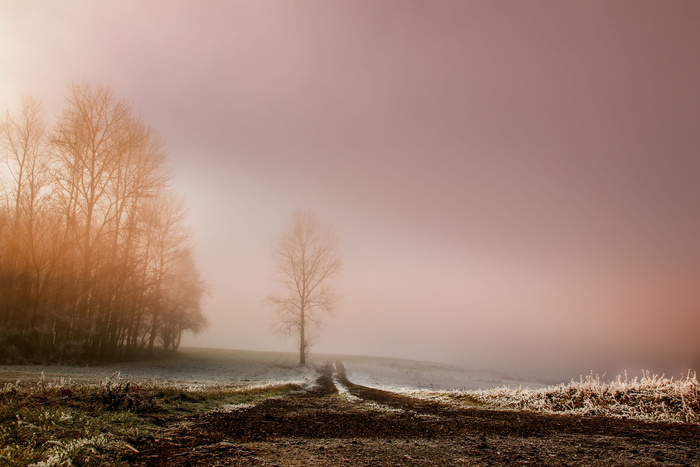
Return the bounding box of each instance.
[436,370,700,424]
[0,372,301,466]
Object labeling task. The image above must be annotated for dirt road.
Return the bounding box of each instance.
[132,362,700,466]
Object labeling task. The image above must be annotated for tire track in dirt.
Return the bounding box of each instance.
[130,360,700,466]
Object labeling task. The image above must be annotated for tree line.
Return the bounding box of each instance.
[0,83,206,363]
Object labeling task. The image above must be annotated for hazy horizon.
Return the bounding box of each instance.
[2,1,700,382]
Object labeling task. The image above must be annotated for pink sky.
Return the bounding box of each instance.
[2,1,699,380]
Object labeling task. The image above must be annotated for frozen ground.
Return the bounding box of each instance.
[0,347,552,390]
[0,347,316,388]
[340,355,552,391]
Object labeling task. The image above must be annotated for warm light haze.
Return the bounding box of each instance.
[2,1,699,381]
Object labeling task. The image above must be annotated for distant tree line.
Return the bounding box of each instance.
[0,83,207,363]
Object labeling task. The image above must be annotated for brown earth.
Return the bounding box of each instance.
[130,362,700,466]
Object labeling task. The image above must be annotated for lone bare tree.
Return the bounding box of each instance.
[266,210,342,365]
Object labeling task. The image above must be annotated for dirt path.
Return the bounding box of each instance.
[131,361,700,466]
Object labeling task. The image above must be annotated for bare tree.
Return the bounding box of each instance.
[266,210,342,365]
[157,248,207,351]
[49,83,174,359]
[50,83,137,349]
[0,97,52,352]
[141,192,194,355]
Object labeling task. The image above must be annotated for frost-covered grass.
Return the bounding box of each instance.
[0,372,301,466]
[0,348,315,465]
[432,370,700,424]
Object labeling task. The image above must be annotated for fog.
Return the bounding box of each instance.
[2,1,699,381]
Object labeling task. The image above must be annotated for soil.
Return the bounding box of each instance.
[130,362,700,466]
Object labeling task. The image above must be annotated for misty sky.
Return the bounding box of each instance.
[2,1,699,380]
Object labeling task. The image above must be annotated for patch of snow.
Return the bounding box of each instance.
[332,375,360,402]
[221,402,256,412]
[359,401,405,413]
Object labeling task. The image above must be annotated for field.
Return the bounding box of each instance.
[1,348,699,466]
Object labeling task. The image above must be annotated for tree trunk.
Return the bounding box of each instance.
[299,307,306,365]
